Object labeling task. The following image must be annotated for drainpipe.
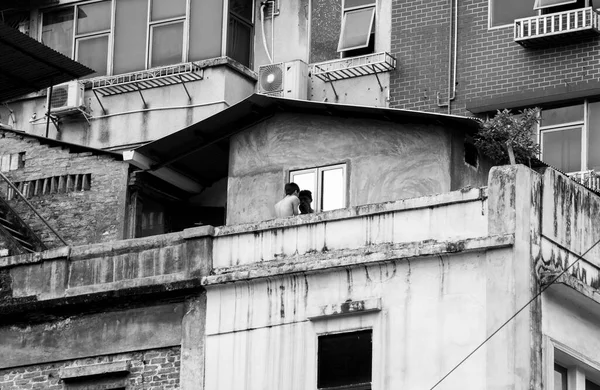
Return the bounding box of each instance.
[437,0,458,114]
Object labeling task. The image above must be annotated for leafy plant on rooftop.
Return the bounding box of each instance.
[474,108,541,165]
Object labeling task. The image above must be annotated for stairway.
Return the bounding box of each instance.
[0,194,46,256]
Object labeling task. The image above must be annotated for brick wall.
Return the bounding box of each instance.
[0,130,129,248]
[0,347,181,389]
[390,0,600,115]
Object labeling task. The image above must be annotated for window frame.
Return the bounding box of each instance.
[545,337,600,390]
[310,310,380,390]
[225,0,255,68]
[39,0,194,77]
[289,162,348,213]
[534,0,578,10]
[337,0,377,56]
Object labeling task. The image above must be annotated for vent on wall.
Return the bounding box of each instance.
[7,173,92,200]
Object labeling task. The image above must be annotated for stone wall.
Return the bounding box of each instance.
[0,130,129,248]
[0,347,180,390]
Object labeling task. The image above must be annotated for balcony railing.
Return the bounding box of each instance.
[569,170,600,193]
[514,7,600,48]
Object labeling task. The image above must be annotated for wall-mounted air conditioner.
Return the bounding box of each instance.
[46,81,85,115]
[258,60,308,100]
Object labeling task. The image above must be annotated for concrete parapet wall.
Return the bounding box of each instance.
[214,187,490,270]
[0,226,214,304]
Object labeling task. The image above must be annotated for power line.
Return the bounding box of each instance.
[428,236,600,390]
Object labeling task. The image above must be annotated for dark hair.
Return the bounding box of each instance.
[299,190,312,200]
[285,182,300,195]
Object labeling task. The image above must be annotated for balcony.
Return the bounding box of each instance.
[569,169,600,193]
[514,7,600,48]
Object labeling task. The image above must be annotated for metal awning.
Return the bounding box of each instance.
[0,23,94,102]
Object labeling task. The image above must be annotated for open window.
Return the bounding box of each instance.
[289,163,347,212]
[318,330,372,390]
[535,0,587,13]
[227,0,254,67]
[338,0,376,57]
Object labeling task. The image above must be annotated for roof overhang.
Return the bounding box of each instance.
[130,94,482,193]
[0,23,94,102]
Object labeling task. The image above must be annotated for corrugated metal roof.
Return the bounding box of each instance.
[134,94,483,185]
[0,23,94,103]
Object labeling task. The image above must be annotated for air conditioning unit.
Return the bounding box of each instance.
[46,81,85,115]
[258,60,308,100]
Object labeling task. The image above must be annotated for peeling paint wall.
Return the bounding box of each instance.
[226,112,488,225]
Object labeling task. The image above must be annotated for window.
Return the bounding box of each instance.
[227,0,254,67]
[535,0,578,10]
[549,342,600,390]
[318,330,372,390]
[40,0,242,77]
[555,364,568,390]
[338,0,376,57]
[489,0,536,28]
[289,163,347,212]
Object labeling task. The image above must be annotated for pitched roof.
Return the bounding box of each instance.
[0,23,93,103]
[133,94,481,187]
[0,127,122,160]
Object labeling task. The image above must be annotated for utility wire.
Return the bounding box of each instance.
[429,236,600,390]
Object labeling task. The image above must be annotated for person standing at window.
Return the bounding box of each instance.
[274,182,300,218]
[299,190,314,214]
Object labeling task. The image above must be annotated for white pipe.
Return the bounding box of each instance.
[89,100,230,120]
[271,0,275,63]
[260,3,274,63]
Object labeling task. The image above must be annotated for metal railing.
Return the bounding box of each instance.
[568,169,600,193]
[514,7,600,41]
[0,171,68,246]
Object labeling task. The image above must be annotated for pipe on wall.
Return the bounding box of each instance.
[437,0,458,114]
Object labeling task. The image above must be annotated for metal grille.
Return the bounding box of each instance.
[310,52,396,82]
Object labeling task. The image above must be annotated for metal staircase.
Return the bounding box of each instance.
[0,193,46,255]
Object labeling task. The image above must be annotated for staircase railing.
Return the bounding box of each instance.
[0,171,68,246]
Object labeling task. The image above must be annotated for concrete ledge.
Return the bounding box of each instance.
[183,225,215,239]
[215,187,487,237]
[203,233,513,285]
[60,361,129,380]
[308,298,382,320]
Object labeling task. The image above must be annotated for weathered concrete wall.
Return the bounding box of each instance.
[227,113,489,225]
[4,60,256,150]
[0,346,181,389]
[0,303,183,369]
[0,226,212,302]
[0,130,128,248]
[205,165,544,390]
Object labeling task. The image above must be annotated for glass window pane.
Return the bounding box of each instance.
[151,0,186,21]
[534,0,577,9]
[114,0,148,74]
[338,7,374,51]
[230,0,253,21]
[318,330,372,388]
[227,16,252,67]
[151,22,184,67]
[541,104,584,127]
[41,8,74,57]
[189,0,223,61]
[554,364,567,390]
[76,35,109,77]
[322,167,345,211]
[587,380,600,390]
[587,101,600,171]
[490,0,536,27]
[345,0,376,9]
[290,171,316,197]
[542,127,582,173]
[76,1,112,35]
